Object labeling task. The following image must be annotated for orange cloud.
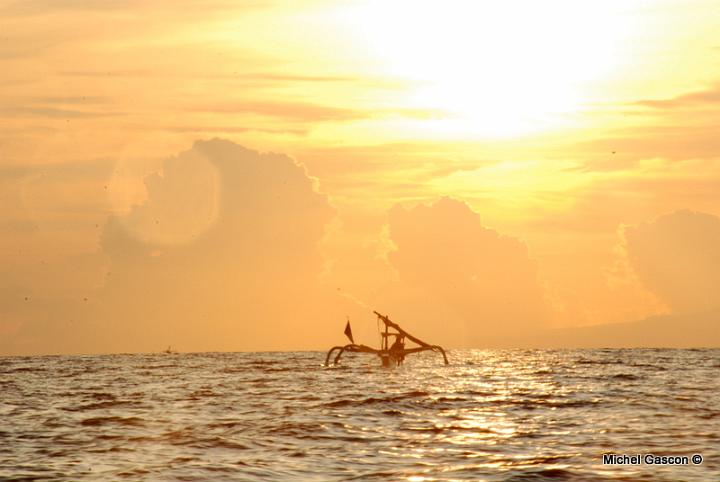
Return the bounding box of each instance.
[1,139,342,354]
[621,209,720,314]
[380,197,548,347]
[198,101,364,122]
[635,84,720,109]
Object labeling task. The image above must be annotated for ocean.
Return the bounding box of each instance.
[1,349,718,481]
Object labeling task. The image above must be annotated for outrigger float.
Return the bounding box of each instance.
[325,311,449,367]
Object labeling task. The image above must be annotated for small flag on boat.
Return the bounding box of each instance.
[344,318,354,343]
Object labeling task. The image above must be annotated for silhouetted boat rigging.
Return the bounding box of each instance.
[325,311,449,367]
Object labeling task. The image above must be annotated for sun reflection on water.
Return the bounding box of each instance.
[2,349,718,480]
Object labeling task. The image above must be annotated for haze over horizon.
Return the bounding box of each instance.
[2,0,720,355]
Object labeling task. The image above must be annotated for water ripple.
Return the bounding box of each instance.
[1,349,718,481]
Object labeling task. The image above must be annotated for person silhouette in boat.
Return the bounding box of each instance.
[389,334,405,365]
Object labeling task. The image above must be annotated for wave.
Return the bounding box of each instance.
[609,373,640,381]
[323,390,430,407]
[80,416,145,427]
[501,468,582,481]
[4,349,717,482]
[62,400,144,412]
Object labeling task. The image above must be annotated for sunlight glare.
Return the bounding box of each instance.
[341,0,633,137]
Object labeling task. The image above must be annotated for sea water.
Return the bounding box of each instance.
[1,349,718,481]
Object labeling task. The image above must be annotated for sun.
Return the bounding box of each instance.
[338,0,633,137]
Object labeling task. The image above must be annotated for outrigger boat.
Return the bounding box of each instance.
[325,311,449,367]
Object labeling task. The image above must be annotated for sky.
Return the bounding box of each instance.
[2,0,720,354]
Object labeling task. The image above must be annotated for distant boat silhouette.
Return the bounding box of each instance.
[163,346,177,354]
[325,311,448,367]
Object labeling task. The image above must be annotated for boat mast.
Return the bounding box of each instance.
[373,311,449,364]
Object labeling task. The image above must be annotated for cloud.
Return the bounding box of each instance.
[197,101,364,122]
[33,96,109,105]
[0,106,121,119]
[0,0,274,17]
[0,219,38,233]
[93,139,338,351]
[635,84,720,109]
[197,101,448,124]
[0,157,115,181]
[381,197,548,347]
[56,70,353,82]
[202,72,359,83]
[569,87,720,172]
[297,143,486,209]
[162,125,308,136]
[574,125,720,167]
[0,37,57,59]
[1,139,345,354]
[0,0,137,15]
[621,209,720,313]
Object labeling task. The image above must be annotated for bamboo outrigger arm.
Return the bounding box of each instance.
[324,311,449,366]
[324,344,377,366]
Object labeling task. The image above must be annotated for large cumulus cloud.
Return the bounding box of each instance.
[96,139,338,352]
[380,197,548,347]
[621,209,720,313]
[3,139,346,354]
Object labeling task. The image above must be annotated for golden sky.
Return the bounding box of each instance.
[2,0,720,354]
